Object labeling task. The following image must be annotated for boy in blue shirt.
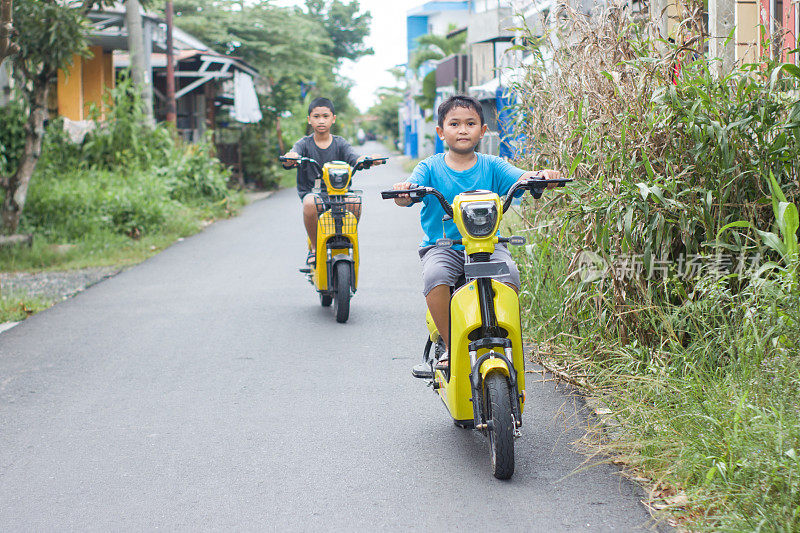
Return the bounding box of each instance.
[391,95,560,367]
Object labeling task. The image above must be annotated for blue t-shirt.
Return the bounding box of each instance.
[408,153,525,248]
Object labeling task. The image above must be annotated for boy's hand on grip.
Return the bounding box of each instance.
[392,181,414,206]
[281,151,300,168]
[521,169,562,188]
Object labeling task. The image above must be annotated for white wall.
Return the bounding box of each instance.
[428,10,472,34]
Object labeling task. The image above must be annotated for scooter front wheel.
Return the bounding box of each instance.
[484,372,515,479]
[333,262,351,323]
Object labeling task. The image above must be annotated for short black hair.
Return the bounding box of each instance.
[437,95,484,128]
[308,97,335,116]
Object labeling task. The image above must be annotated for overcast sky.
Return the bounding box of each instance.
[275,0,426,112]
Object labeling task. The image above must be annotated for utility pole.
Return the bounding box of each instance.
[165,0,176,125]
[125,0,154,125]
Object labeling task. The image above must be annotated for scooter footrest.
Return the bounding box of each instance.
[298,267,311,273]
[411,364,434,379]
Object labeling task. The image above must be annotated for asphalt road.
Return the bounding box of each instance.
[0,143,663,531]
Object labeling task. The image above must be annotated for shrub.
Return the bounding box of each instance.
[81,74,174,171]
[155,136,231,204]
[0,101,26,177]
[515,2,800,344]
[22,167,180,239]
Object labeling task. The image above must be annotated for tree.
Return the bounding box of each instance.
[367,87,402,142]
[0,0,18,64]
[409,30,466,71]
[409,29,466,112]
[1,0,113,235]
[304,0,373,63]
[171,0,372,152]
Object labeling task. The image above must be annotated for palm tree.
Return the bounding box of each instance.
[409,28,466,112]
[409,30,466,71]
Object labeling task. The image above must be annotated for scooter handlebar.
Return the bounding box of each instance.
[278,155,323,173]
[355,156,388,170]
[380,186,453,217]
[503,176,573,212]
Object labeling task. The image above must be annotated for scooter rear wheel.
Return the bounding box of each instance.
[333,262,351,323]
[484,372,515,479]
[320,293,333,307]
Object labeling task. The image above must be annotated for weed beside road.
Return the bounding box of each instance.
[510,4,800,530]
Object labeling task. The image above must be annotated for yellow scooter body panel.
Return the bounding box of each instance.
[312,210,359,291]
[435,279,525,421]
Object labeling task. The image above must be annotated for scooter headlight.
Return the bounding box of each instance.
[328,168,350,189]
[460,201,498,238]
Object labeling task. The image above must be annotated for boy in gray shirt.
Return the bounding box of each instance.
[282,97,384,265]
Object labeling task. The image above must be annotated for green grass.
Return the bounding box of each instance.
[2,229,193,272]
[0,292,54,322]
[1,194,246,273]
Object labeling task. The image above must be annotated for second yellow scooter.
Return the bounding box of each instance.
[281,155,386,323]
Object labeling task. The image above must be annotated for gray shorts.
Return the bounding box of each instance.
[419,245,520,296]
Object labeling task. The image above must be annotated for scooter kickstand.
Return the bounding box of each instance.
[512,415,522,438]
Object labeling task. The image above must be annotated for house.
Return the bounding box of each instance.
[402,1,472,159]
[1,5,261,179]
[465,0,520,157]
[654,0,799,69]
[79,7,261,140]
[406,0,553,159]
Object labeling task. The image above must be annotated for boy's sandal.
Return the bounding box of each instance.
[434,355,449,370]
[306,250,316,266]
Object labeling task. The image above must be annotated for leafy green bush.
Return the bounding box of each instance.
[155,137,231,204]
[0,101,26,177]
[22,167,180,239]
[240,123,280,189]
[12,71,240,240]
[81,75,174,170]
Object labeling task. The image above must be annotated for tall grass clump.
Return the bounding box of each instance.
[513,1,800,528]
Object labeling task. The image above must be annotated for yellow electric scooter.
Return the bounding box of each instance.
[381,176,570,479]
[281,155,386,323]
